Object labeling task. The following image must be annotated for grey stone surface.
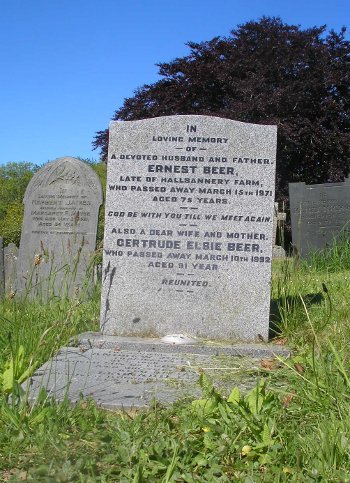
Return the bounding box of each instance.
[273,202,286,245]
[0,238,4,298]
[17,157,103,298]
[272,202,286,259]
[272,245,286,259]
[101,115,277,341]
[289,177,350,257]
[24,335,290,409]
[4,243,18,295]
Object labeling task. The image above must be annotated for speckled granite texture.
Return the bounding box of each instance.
[101,115,277,341]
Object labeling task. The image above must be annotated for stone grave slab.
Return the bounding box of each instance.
[101,115,277,341]
[289,177,350,257]
[24,334,290,409]
[17,157,103,298]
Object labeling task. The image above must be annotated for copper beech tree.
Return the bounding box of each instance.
[93,17,350,201]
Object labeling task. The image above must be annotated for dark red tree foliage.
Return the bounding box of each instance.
[93,17,350,201]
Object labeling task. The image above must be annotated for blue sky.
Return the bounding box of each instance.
[1,0,349,167]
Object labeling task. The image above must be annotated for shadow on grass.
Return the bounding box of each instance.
[269,292,324,339]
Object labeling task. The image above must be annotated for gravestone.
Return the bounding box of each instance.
[272,203,286,245]
[272,202,286,258]
[289,177,350,257]
[4,243,18,295]
[101,115,277,341]
[0,238,4,298]
[17,157,103,297]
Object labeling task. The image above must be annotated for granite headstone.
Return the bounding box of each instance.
[101,115,277,341]
[289,177,350,257]
[17,157,103,297]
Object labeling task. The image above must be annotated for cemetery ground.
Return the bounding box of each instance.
[1,244,350,481]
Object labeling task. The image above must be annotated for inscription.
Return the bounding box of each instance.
[28,192,93,235]
[105,121,275,289]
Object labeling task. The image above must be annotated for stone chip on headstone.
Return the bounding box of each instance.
[101,115,277,341]
[17,156,103,298]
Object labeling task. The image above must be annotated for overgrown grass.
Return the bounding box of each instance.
[271,237,350,347]
[302,234,350,272]
[1,241,350,481]
[0,287,100,391]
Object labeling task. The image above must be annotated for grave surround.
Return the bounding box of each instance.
[101,115,277,341]
[17,157,103,297]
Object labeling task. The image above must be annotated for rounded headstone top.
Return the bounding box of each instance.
[24,156,103,204]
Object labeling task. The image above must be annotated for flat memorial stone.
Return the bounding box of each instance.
[17,157,103,298]
[24,335,290,409]
[101,116,277,341]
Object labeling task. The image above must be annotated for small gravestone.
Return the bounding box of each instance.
[17,157,103,298]
[273,203,286,245]
[289,177,350,257]
[101,115,277,341]
[4,243,18,295]
[272,203,286,258]
[0,238,4,298]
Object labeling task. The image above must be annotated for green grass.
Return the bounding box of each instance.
[1,242,350,481]
[0,288,100,377]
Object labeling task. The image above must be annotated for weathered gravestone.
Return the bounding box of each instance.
[272,203,286,259]
[101,115,277,341]
[289,177,350,257]
[0,238,4,298]
[4,243,18,296]
[17,157,103,297]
